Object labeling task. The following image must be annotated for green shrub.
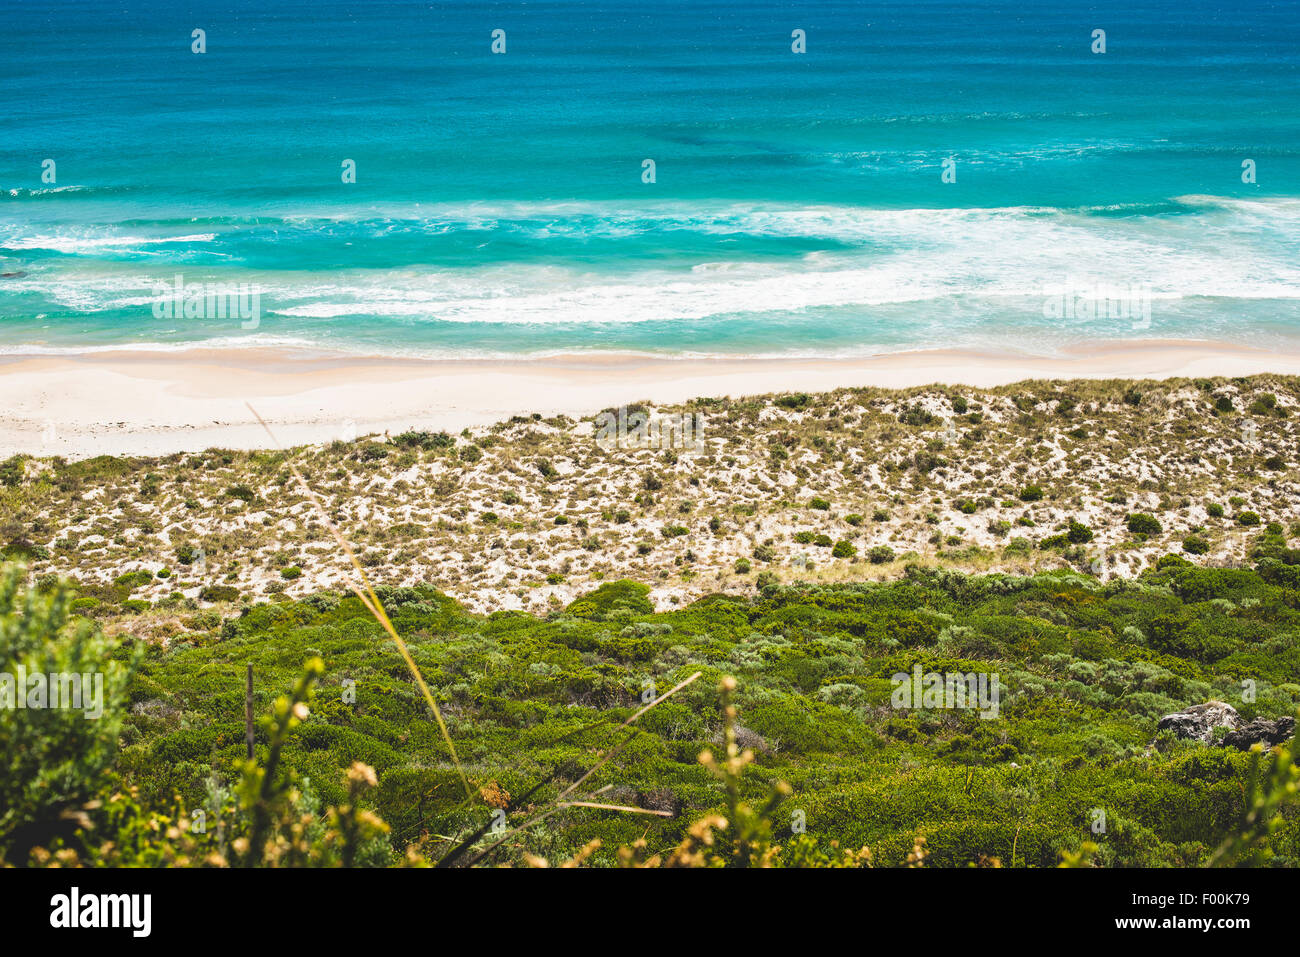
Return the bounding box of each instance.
[0,457,24,487]
[0,565,139,862]
[1,541,49,562]
[898,404,935,426]
[225,483,257,502]
[1066,519,1094,544]
[566,581,653,620]
[393,429,454,450]
[1248,393,1278,415]
[1126,513,1162,536]
[198,585,240,603]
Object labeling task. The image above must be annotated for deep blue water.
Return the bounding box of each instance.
[0,0,1297,357]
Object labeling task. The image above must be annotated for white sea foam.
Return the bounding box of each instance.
[0,233,217,254]
[252,201,1299,325]
[3,185,92,197]
[3,201,1296,342]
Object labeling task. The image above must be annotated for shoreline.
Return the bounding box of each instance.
[2,337,1299,458]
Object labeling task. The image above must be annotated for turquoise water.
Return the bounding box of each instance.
[1,0,1297,358]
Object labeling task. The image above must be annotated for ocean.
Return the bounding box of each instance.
[1,0,1297,359]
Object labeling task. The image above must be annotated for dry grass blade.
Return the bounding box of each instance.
[558,801,673,817]
[248,405,703,864]
[246,403,473,801]
[557,670,702,800]
[463,806,564,867]
[436,770,570,868]
[466,670,704,866]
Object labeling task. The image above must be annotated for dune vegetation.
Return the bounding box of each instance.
[0,375,1296,631]
[2,376,1298,868]
[3,550,1299,867]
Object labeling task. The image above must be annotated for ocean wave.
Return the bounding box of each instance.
[0,333,327,357]
[2,198,1296,328]
[4,185,93,199]
[1,233,217,254]
[0,332,1012,363]
[5,232,1295,324]
[4,330,1296,365]
[2,184,142,201]
[5,196,1299,254]
[1171,194,1300,219]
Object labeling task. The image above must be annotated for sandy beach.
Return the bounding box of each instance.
[3,338,1298,458]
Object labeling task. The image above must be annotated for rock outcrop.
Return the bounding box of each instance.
[1222,716,1296,751]
[1154,701,1296,751]
[1155,701,1241,744]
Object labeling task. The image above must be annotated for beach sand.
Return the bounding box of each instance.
[3,338,1299,458]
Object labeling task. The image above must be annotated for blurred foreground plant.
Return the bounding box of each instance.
[1210,720,1300,867]
[0,565,139,863]
[20,654,394,868]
